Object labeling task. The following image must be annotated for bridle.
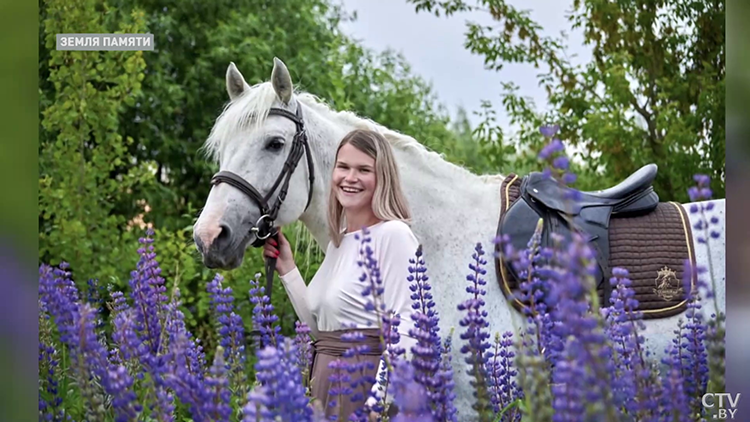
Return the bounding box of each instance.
[209,105,315,301]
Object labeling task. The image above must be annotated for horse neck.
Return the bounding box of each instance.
[394,149,504,237]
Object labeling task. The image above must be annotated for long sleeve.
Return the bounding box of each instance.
[365,222,421,408]
[278,267,320,339]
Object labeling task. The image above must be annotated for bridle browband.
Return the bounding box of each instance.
[209,105,315,301]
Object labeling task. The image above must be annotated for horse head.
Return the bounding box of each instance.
[193,58,317,269]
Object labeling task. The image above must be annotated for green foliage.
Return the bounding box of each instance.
[39,0,153,284]
[408,0,725,201]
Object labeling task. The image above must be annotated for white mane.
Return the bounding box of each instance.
[202,82,505,183]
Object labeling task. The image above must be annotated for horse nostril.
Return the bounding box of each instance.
[215,223,232,249]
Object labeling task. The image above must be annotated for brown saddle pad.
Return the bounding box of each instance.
[495,174,696,320]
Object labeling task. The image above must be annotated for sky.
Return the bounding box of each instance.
[338,0,593,129]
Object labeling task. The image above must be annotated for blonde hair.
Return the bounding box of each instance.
[327,129,412,247]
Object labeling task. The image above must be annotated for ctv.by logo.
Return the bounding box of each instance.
[702,393,741,419]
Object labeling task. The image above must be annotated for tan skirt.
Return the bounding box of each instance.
[309,328,385,420]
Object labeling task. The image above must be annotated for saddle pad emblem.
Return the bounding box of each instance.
[654,266,683,301]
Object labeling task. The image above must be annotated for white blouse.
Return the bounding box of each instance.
[279,219,421,406]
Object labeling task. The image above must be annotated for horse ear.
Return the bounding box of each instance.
[271,57,293,105]
[226,62,250,100]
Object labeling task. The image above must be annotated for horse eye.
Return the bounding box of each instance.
[265,138,285,151]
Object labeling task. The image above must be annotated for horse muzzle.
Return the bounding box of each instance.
[193,222,247,269]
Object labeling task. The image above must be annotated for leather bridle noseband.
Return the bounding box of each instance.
[209,106,315,300]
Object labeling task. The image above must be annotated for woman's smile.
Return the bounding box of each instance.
[340,186,364,195]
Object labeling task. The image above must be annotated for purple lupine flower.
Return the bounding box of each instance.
[675,263,709,415]
[354,226,411,417]
[39,263,152,421]
[688,174,713,202]
[539,124,560,139]
[249,272,280,349]
[685,174,723,397]
[38,266,110,419]
[146,387,175,422]
[111,302,173,421]
[536,126,577,188]
[242,338,313,422]
[128,229,168,355]
[486,332,520,419]
[501,219,562,367]
[360,314,408,417]
[355,227,387,316]
[659,345,692,422]
[685,172,722,347]
[198,347,233,422]
[603,268,660,419]
[207,274,234,314]
[549,359,586,422]
[86,278,106,329]
[333,327,379,421]
[76,303,143,421]
[389,359,434,422]
[561,172,577,184]
[221,311,245,365]
[687,173,721,243]
[691,211,721,244]
[538,138,564,160]
[164,330,214,421]
[109,290,130,315]
[339,329,379,410]
[38,339,62,421]
[327,358,354,420]
[38,263,81,349]
[163,283,206,381]
[457,242,494,418]
[294,321,314,385]
[107,365,143,422]
[38,297,63,422]
[160,282,208,422]
[363,311,408,418]
[552,156,569,171]
[407,244,443,410]
[207,274,246,388]
[545,234,618,421]
[107,288,132,366]
[434,334,459,422]
[382,311,405,362]
[111,308,148,364]
[163,336,210,422]
[242,390,274,422]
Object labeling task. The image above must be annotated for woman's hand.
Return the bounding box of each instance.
[262,229,296,276]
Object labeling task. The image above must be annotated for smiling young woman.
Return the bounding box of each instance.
[262,128,420,419]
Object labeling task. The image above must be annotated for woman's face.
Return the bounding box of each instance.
[332,143,377,213]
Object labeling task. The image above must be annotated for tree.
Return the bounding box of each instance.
[39,0,152,281]
[407,0,725,201]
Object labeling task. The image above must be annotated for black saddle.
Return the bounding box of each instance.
[498,164,659,304]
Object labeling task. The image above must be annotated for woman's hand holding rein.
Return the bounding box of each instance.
[262,229,296,276]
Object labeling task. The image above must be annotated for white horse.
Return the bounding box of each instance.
[193,58,726,418]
